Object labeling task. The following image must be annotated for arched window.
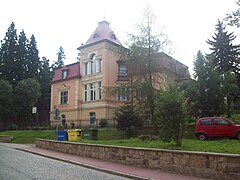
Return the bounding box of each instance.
[90,54,96,74]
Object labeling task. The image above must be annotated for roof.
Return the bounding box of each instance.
[78,20,122,49]
[52,62,80,83]
[128,52,190,78]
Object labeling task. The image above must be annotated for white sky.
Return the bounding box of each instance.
[0,0,239,75]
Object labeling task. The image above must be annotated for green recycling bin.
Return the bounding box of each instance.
[81,128,98,140]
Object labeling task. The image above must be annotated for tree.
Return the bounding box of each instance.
[224,0,240,28]
[27,35,41,79]
[184,51,224,117]
[14,78,41,128]
[0,80,13,130]
[207,20,240,74]
[126,6,171,128]
[0,22,19,85]
[37,56,52,125]
[222,71,239,117]
[155,84,187,146]
[54,46,65,68]
[17,30,29,80]
[114,102,143,137]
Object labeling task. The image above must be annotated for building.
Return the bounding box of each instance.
[50,20,190,128]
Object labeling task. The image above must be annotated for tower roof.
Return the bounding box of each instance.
[81,20,122,48]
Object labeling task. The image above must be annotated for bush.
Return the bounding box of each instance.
[99,119,108,128]
[114,102,143,137]
[8,123,18,130]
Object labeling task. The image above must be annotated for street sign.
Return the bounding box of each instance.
[32,107,37,114]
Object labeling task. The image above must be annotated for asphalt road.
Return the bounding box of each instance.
[0,145,131,180]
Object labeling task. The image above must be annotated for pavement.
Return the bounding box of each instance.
[0,143,208,180]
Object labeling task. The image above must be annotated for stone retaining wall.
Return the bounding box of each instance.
[36,139,240,179]
[0,135,13,142]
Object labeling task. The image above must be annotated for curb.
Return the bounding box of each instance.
[16,148,149,180]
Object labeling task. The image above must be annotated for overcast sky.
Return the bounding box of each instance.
[0,0,239,75]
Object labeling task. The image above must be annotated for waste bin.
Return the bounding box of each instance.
[68,129,81,141]
[56,130,68,141]
[81,128,98,140]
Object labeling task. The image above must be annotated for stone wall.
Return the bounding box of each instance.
[36,139,240,179]
[0,135,13,142]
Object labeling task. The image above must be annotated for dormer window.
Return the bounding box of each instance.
[62,70,68,79]
[111,34,116,40]
[93,33,99,38]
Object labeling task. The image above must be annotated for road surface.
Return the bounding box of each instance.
[0,145,131,180]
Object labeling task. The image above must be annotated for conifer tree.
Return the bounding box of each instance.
[17,30,29,80]
[27,35,40,79]
[0,22,19,85]
[126,7,171,128]
[207,20,240,74]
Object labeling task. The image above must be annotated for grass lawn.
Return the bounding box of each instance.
[0,129,239,154]
[0,130,55,144]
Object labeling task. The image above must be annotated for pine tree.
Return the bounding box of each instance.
[0,22,19,85]
[27,35,40,79]
[37,56,52,125]
[126,7,171,128]
[184,51,224,117]
[207,20,240,74]
[17,30,29,80]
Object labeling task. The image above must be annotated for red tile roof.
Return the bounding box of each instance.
[128,52,190,78]
[52,62,80,83]
[79,21,122,49]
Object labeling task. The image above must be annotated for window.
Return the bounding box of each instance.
[117,87,129,101]
[98,82,102,100]
[111,34,116,40]
[90,83,96,101]
[119,63,127,76]
[214,118,229,125]
[84,62,88,75]
[96,59,102,73]
[93,33,99,38]
[89,54,96,74]
[60,90,68,105]
[89,112,96,124]
[84,84,88,101]
[200,119,212,126]
[62,70,68,79]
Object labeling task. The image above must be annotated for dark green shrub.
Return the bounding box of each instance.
[99,119,108,128]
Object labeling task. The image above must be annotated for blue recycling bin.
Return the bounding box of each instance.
[56,130,68,141]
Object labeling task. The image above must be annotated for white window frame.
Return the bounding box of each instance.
[60,90,68,105]
[84,84,88,101]
[90,83,96,101]
[98,81,102,100]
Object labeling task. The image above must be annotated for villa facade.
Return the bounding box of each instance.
[50,20,190,128]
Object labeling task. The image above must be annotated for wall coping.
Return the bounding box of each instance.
[36,138,240,158]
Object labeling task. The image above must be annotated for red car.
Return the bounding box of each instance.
[195,117,240,140]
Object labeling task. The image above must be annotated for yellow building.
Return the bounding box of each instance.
[50,20,190,128]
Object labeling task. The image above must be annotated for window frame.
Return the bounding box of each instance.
[90,83,96,101]
[60,90,68,105]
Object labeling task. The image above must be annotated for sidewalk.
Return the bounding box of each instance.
[0,143,207,180]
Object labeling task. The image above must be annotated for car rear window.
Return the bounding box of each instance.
[200,119,212,126]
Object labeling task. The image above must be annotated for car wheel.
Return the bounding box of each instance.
[198,133,207,140]
[236,132,240,140]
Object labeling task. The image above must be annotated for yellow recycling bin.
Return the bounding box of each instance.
[68,129,81,141]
